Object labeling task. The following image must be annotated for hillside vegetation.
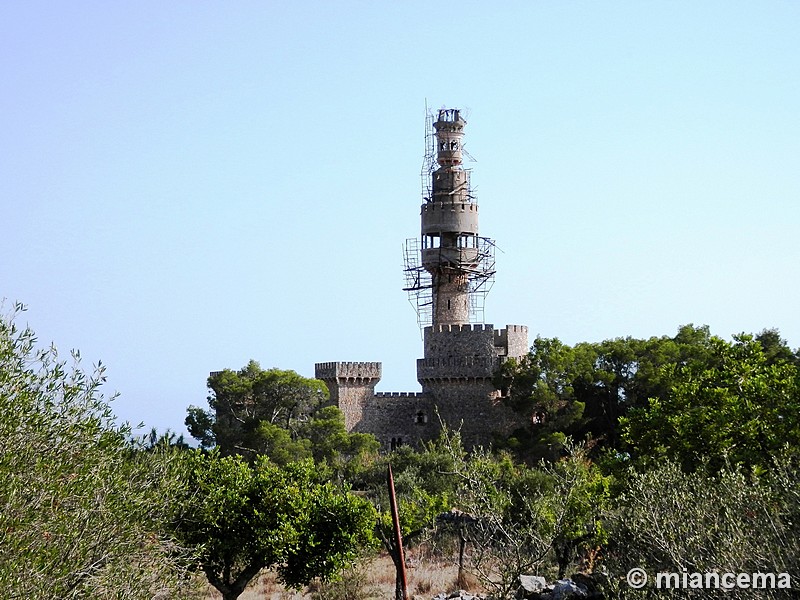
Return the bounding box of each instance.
[2,305,798,599]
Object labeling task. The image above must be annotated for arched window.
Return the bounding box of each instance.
[415,411,426,424]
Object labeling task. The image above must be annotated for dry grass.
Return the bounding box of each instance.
[198,545,486,600]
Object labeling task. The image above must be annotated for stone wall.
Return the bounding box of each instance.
[423,324,497,359]
[353,392,439,449]
[314,362,381,431]
[314,324,530,449]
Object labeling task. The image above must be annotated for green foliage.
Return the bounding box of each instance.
[186,362,379,478]
[248,419,312,465]
[437,430,610,597]
[494,339,590,461]
[358,430,463,548]
[620,334,800,472]
[174,450,376,600]
[186,360,329,456]
[497,325,800,472]
[605,455,800,599]
[0,304,193,599]
[300,405,380,481]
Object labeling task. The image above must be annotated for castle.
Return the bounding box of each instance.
[315,109,528,449]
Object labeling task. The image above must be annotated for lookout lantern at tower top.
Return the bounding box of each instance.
[433,108,466,167]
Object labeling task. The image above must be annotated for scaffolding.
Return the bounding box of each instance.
[403,235,496,329]
[420,107,437,203]
[402,237,432,330]
[405,106,494,331]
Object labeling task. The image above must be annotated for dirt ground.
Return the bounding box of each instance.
[200,547,484,600]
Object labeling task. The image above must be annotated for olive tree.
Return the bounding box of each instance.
[605,457,799,599]
[0,304,194,599]
[436,429,609,599]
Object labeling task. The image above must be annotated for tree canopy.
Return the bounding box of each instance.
[620,333,800,472]
[495,326,800,467]
[174,451,376,600]
[186,360,328,454]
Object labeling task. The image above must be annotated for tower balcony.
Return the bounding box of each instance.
[421,201,479,235]
[421,247,480,270]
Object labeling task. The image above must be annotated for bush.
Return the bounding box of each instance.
[604,457,799,599]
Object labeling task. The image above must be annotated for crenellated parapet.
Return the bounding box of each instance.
[428,323,496,333]
[494,325,529,359]
[315,361,382,383]
[423,323,496,359]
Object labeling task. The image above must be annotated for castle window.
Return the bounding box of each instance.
[390,437,404,450]
[415,411,427,425]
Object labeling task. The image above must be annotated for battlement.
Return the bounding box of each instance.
[315,361,382,381]
[374,392,427,399]
[426,323,496,334]
[496,324,528,335]
[493,324,529,360]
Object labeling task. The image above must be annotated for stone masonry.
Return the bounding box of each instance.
[315,109,528,449]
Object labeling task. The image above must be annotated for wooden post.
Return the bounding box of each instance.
[388,464,408,600]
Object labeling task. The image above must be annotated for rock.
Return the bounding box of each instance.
[552,579,587,599]
[519,575,548,593]
[569,573,600,595]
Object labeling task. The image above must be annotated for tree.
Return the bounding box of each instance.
[493,338,591,461]
[495,326,717,462]
[247,420,312,465]
[435,429,609,598]
[756,327,800,367]
[300,405,380,481]
[354,428,462,598]
[174,450,376,600]
[620,334,800,472]
[186,361,328,455]
[0,304,193,599]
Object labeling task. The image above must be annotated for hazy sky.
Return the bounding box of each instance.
[2,1,798,439]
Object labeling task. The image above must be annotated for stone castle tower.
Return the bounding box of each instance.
[316,108,528,449]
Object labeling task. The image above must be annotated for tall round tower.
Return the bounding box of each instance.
[420,109,481,326]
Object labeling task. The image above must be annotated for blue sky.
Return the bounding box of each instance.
[2,1,798,439]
